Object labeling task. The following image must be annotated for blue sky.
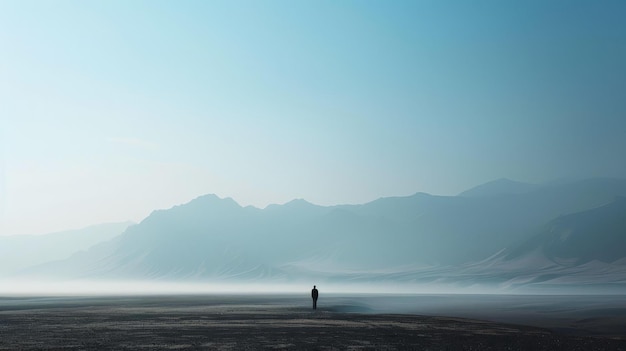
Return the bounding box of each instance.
[2,0,626,235]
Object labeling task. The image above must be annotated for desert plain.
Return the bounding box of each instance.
[0,294,625,350]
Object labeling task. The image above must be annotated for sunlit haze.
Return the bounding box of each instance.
[2,1,626,237]
[0,280,490,297]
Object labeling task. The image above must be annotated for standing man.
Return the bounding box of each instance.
[311,285,319,310]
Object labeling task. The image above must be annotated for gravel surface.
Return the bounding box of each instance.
[0,295,624,350]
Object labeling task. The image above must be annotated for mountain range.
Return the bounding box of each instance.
[11,178,626,292]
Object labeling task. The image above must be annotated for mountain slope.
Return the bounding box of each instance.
[458,178,538,198]
[505,197,626,264]
[421,198,626,291]
[0,222,133,277]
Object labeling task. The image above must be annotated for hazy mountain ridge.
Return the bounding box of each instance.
[14,178,626,291]
[504,197,626,265]
[458,178,539,198]
[0,222,133,277]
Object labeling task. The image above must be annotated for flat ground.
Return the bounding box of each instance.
[0,295,624,350]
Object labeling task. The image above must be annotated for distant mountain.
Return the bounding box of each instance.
[458,178,538,197]
[0,222,133,277]
[19,178,626,291]
[505,197,626,265]
[412,198,626,291]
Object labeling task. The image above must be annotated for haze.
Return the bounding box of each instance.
[2,1,626,236]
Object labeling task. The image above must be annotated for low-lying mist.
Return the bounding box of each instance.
[0,279,612,297]
[0,280,502,297]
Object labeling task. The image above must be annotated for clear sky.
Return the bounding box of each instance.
[2,0,626,236]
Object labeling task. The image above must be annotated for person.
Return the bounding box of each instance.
[311,285,319,310]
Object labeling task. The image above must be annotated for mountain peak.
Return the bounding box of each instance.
[144,194,242,220]
[459,178,537,198]
[188,194,240,207]
[284,198,316,207]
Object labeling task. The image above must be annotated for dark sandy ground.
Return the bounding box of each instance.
[0,295,625,350]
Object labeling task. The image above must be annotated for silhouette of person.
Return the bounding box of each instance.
[311,285,319,310]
